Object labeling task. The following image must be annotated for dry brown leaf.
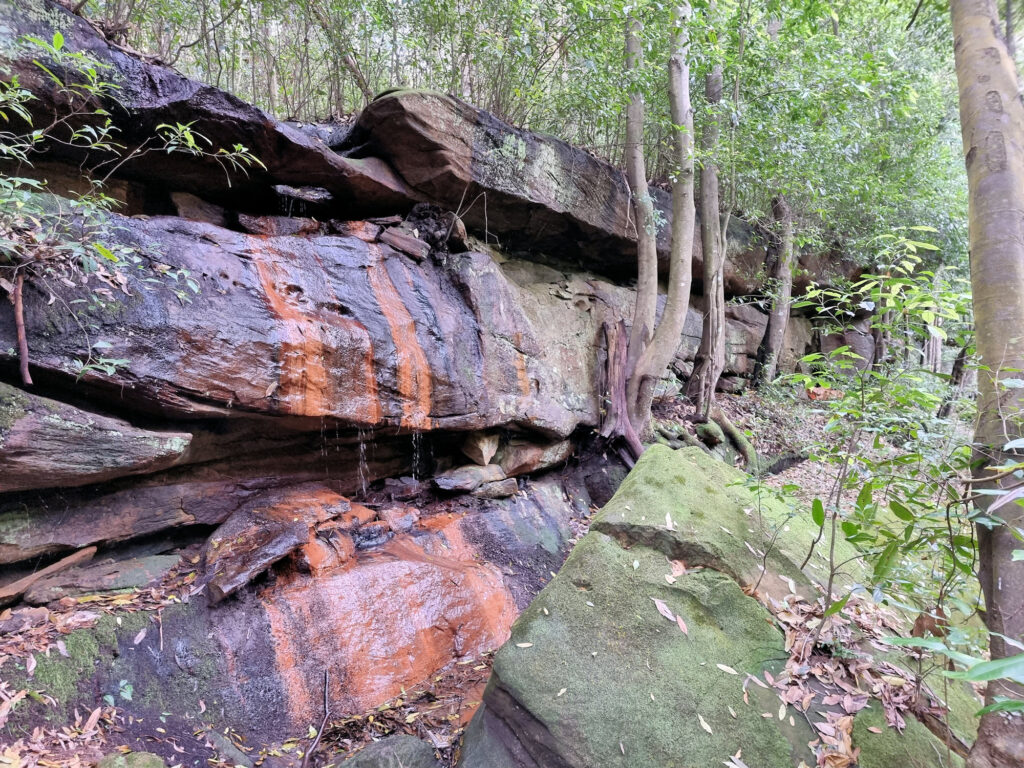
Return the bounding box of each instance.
[651,598,675,622]
[676,615,689,637]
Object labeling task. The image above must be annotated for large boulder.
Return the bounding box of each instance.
[459,447,976,768]
[345,89,861,293]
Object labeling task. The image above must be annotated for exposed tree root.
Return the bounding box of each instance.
[712,407,758,471]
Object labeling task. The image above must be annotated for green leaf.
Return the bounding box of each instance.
[841,521,860,538]
[976,699,1024,717]
[94,242,118,262]
[1013,550,1024,562]
[952,653,1024,685]
[52,32,64,51]
[889,500,914,522]
[873,541,899,585]
[856,482,873,511]
[811,498,825,528]
[823,593,850,618]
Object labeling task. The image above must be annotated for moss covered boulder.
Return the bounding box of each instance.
[458,446,974,768]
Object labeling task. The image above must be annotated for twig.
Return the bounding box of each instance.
[301,670,331,768]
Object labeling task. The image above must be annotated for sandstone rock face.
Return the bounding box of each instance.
[3,0,413,216]
[0,382,191,492]
[8,474,581,743]
[0,218,598,436]
[0,6,870,762]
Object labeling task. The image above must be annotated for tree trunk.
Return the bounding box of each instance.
[753,195,794,388]
[623,15,659,389]
[13,272,32,387]
[950,2,1024,765]
[937,340,970,419]
[626,2,696,436]
[620,4,696,453]
[688,10,725,422]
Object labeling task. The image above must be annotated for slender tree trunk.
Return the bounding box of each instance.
[937,340,970,419]
[753,195,794,388]
[688,3,726,421]
[1007,0,1015,58]
[950,2,1024,766]
[625,2,696,438]
[623,15,659,390]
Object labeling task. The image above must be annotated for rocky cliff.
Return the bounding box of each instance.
[1,2,855,764]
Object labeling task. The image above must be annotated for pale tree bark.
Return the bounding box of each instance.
[624,15,659,388]
[950,2,1024,766]
[688,2,726,422]
[753,195,794,388]
[624,2,696,441]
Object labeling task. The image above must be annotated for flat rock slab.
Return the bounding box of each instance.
[24,553,179,604]
[0,382,191,492]
[341,735,439,767]
[435,464,506,492]
[202,486,352,602]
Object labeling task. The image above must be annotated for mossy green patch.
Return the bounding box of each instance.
[592,446,865,599]
[0,382,29,435]
[483,532,799,768]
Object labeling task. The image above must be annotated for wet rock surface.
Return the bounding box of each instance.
[0,5,875,765]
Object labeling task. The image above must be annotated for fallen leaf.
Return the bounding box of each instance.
[665,513,676,531]
[83,707,102,733]
[651,598,675,622]
[728,706,737,719]
[670,560,687,577]
[676,615,689,637]
[665,574,677,584]
[516,643,533,648]
[557,688,566,697]
[133,628,147,645]
[698,714,713,734]
[717,664,738,675]
[25,654,35,677]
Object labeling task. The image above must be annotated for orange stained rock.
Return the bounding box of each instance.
[365,244,433,430]
[252,237,380,422]
[255,528,516,725]
[513,332,531,396]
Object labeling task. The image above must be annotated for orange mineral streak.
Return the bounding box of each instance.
[254,253,330,417]
[256,522,516,723]
[252,237,381,422]
[365,243,433,430]
[261,595,319,722]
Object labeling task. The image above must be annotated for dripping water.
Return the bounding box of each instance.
[357,428,369,497]
[411,430,422,481]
